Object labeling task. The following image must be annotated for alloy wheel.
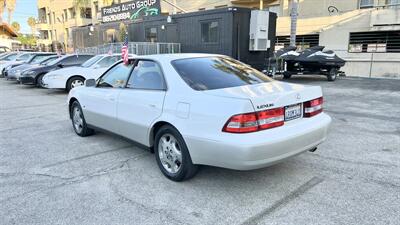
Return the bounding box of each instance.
[158,134,182,174]
[71,79,84,88]
[72,107,84,133]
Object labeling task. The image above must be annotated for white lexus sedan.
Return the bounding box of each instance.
[68,54,331,181]
[43,54,131,91]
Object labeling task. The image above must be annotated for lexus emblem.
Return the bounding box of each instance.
[296,94,301,100]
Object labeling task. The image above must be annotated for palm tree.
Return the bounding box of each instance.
[0,0,5,22]
[27,16,36,36]
[11,21,19,33]
[102,0,113,6]
[5,0,16,23]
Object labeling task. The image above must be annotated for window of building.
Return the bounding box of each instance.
[81,7,92,19]
[201,21,219,43]
[349,31,400,53]
[69,8,76,19]
[276,34,320,50]
[145,27,158,42]
[359,0,374,8]
[64,9,68,20]
[386,0,400,7]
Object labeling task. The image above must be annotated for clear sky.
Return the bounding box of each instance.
[4,0,38,34]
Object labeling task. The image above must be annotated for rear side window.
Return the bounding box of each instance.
[61,55,94,66]
[172,57,272,91]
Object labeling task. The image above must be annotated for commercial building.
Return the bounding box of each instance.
[39,0,400,77]
[72,5,277,71]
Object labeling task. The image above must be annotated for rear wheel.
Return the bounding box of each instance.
[283,71,292,79]
[327,68,338,81]
[67,77,85,91]
[70,101,94,137]
[154,125,198,181]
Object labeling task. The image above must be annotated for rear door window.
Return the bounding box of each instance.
[171,57,272,91]
[126,60,165,90]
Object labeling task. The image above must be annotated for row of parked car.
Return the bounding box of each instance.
[0,51,131,91]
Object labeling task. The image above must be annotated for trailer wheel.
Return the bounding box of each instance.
[327,68,338,81]
[283,71,292,79]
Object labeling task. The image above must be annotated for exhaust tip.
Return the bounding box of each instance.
[309,147,317,152]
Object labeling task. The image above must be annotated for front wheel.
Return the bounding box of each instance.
[70,101,94,137]
[67,77,85,91]
[327,68,338,81]
[36,74,44,88]
[154,125,198,181]
[283,71,292,79]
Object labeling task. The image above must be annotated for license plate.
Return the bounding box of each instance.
[285,103,302,121]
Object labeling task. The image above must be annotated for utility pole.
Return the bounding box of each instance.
[290,0,298,47]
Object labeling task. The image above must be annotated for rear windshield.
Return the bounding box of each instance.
[172,57,272,91]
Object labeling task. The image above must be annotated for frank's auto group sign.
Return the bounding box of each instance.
[101,0,161,23]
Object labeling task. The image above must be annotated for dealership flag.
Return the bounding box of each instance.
[122,35,129,65]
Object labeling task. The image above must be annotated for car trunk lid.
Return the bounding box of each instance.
[203,81,323,112]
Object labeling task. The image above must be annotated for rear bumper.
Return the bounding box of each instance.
[184,113,332,170]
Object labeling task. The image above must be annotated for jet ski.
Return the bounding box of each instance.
[283,46,346,81]
[276,46,299,61]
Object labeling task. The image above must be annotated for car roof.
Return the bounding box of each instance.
[129,53,222,61]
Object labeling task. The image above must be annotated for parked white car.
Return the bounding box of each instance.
[68,54,332,181]
[0,52,32,76]
[43,54,131,91]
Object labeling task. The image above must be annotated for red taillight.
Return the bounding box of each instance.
[257,108,284,130]
[304,97,323,117]
[223,108,284,133]
[223,112,258,133]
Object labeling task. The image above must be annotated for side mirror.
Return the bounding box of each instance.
[93,64,101,69]
[85,79,96,87]
[57,64,64,68]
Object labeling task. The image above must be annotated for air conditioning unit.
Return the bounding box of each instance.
[249,10,271,51]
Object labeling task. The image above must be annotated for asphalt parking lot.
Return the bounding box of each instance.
[0,76,399,225]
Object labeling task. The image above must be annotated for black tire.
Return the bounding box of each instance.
[327,68,338,81]
[283,71,292,79]
[36,74,45,88]
[67,77,85,91]
[70,101,94,137]
[154,125,198,181]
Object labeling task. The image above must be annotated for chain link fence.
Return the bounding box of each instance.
[75,42,181,55]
